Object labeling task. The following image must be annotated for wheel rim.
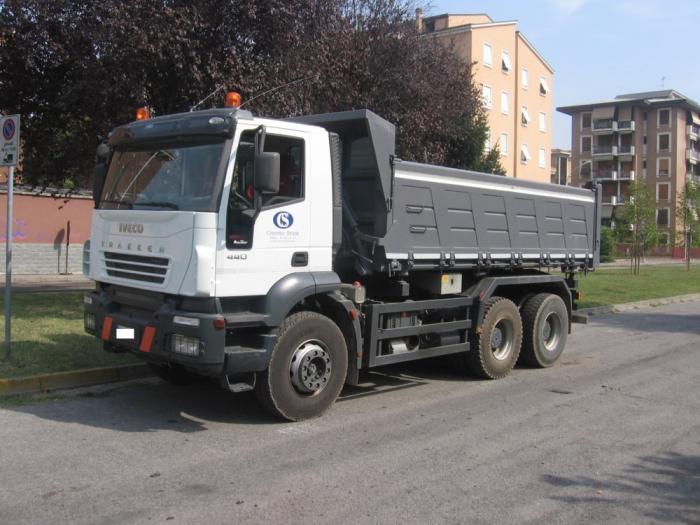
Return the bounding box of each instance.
[490,319,513,361]
[542,312,562,352]
[290,339,332,395]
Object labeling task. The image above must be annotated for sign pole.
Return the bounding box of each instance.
[4,165,13,360]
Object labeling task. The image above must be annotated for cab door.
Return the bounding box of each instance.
[216,126,313,297]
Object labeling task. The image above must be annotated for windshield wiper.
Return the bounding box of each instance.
[99,199,133,209]
[133,201,179,210]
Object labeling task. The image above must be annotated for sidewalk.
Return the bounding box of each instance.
[0,274,93,293]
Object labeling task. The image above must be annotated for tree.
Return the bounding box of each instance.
[676,180,700,270]
[618,181,658,275]
[0,0,493,187]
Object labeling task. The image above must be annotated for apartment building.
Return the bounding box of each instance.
[417,11,554,183]
[550,149,571,185]
[558,90,700,247]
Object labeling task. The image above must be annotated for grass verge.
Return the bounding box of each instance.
[0,292,137,379]
[577,264,700,309]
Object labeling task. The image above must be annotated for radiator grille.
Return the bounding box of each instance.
[103,251,169,284]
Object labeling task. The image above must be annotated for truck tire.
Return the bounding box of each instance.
[255,311,348,421]
[520,293,568,368]
[149,363,205,386]
[466,297,522,379]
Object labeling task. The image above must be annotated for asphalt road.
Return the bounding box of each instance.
[1,302,699,524]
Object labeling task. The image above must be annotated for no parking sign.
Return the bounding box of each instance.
[0,115,20,167]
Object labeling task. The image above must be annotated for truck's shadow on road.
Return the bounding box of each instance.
[4,356,472,432]
[590,311,700,335]
[542,450,700,523]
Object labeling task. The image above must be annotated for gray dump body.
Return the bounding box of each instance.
[289,110,601,273]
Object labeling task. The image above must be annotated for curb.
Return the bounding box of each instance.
[579,293,700,317]
[0,364,151,397]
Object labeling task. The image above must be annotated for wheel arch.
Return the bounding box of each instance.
[467,275,572,332]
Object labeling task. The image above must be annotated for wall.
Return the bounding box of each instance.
[0,190,93,274]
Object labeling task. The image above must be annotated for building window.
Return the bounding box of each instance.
[657,157,671,177]
[658,133,670,151]
[658,108,670,127]
[580,161,592,178]
[658,232,670,246]
[656,182,670,202]
[539,77,549,96]
[501,51,511,73]
[521,68,528,89]
[499,133,508,155]
[521,144,531,163]
[483,43,493,67]
[656,208,670,227]
[581,136,592,153]
[521,106,531,126]
[484,129,491,154]
[501,91,509,115]
[581,113,591,129]
[539,112,546,132]
[482,84,492,109]
[538,148,546,168]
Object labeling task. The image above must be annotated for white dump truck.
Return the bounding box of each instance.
[83,97,600,420]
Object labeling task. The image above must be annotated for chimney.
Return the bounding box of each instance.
[415,8,423,33]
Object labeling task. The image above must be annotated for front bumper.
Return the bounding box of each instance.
[83,287,274,377]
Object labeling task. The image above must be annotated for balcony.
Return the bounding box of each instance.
[617,120,635,133]
[687,149,700,164]
[592,119,616,134]
[602,195,623,205]
[618,144,636,158]
[687,125,700,142]
[593,144,617,158]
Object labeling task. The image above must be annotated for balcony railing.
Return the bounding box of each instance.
[687,125,700,141]
[593,144,617,156]
[602,195,623,205]
[618,145,635,156]
[593,119,615,132]
[619,170,635,180]
[594,170,617,180]
[617,120,635,132]
[687,149,700,163]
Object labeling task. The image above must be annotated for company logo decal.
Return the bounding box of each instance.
[273,211,294,229]
[119,223,144,234]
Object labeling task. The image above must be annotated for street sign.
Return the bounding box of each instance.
[0,115,20,167]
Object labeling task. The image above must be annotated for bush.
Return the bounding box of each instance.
[600,226,616,262]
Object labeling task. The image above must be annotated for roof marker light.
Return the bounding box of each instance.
[225,92,242,108]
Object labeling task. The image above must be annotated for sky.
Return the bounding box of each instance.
[429,0,700,149]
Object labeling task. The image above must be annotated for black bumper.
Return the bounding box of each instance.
[83,287,275,377]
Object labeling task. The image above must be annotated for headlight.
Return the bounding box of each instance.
[171,334,202,356]
[84,312,96,331]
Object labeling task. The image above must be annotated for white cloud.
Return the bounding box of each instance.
[548,0,588,13]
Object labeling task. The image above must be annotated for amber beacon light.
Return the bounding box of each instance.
[225,91,242,108]
[135,106,151,120]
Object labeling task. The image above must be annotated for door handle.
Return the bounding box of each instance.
[291,252,308,267]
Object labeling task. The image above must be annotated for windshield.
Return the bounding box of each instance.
[100,140,228,212]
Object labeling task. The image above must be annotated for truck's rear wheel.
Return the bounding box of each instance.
[149,363,205,386]
[466,297,522,379]
[255,311,348,421]
[520,293,568,368]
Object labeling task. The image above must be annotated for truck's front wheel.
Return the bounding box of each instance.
[255,311,348,421]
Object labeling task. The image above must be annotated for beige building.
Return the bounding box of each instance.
[550,148,571,185]
[558,90,700,247]
[418,12,554,183]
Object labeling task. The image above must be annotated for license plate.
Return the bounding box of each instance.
[116,327,135,340]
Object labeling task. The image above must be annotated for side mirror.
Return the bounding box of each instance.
[93,143,111,206]
[254,152,280,194]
